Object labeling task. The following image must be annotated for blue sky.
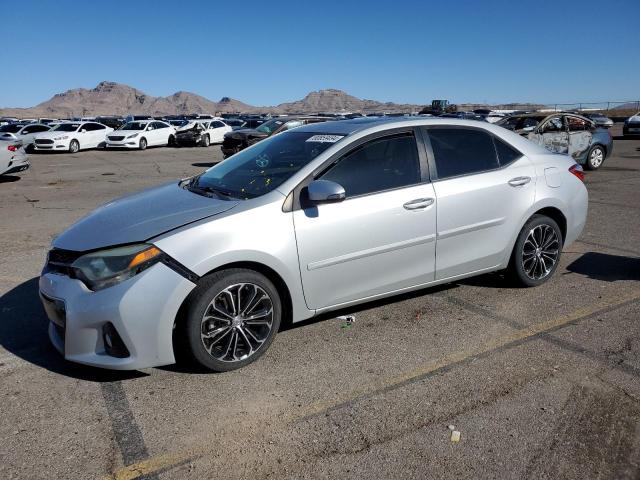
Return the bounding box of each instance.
[2,0,639,107]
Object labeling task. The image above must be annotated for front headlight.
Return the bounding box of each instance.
[71,244,162,291]
[53,135,69,141]
[127,133,139,139]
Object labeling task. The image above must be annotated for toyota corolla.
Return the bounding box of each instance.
[39,118,588,372]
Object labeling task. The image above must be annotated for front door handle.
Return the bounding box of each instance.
[403,198,434,210]
[508,176,531,187]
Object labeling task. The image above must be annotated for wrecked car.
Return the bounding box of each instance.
[497,113,612,170]
[175,120,232,147]
[221,116,331,158]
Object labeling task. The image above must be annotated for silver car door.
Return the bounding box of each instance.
[425,127,536,280]
[293,131,436,310]
[566,115,592,161]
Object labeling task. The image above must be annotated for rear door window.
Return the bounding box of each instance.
[426,128,500,179]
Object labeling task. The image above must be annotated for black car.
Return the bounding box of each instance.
[222,118,248,130]
[221,116,332,158]
[623,113,640,136]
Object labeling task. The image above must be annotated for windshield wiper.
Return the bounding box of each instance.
[184,177,238,200]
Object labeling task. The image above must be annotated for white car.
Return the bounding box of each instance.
[0,140,29,175]
[0,123,51,150]
[33,122,113,153]
[106,120,176,150]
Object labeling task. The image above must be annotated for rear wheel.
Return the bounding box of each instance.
[168,135,175,147]
[178,269,281,372]
[585,145,605,170]
[507,214,562,287]
[139,137,147,150]
[69,140,79,153]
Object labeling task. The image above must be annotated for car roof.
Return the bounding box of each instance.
[293,117,551,155]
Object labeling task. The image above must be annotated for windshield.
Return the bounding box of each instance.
[119,122,147,130]
[170,120,188,127]
[255,118,285,135]
[51,123,80,132]
[190,131,345,199]
[0,124,22,133]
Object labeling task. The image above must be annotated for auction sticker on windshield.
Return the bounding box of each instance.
[305,134,344,143]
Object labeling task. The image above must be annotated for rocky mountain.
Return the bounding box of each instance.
[0,82,423,118]
[273,89,421,114]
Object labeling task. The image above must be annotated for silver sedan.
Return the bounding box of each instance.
[39,118,588,372]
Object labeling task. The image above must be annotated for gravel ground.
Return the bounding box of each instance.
[1,127,639,479]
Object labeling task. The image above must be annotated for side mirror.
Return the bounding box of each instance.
[81,129,87,133]
[307,179,346,204]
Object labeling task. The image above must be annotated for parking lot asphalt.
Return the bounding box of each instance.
[1,127,639,480]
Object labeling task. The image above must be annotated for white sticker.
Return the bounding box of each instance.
[305,134,344,143]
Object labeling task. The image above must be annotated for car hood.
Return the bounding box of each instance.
[627,115,640,123]
[35,130,76,139]
[53,182,239,251]
[225,128,269,140]
[109,130,143,136]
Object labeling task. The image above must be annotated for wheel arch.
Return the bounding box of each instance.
[175,260,294,333]
[531,206,567,243]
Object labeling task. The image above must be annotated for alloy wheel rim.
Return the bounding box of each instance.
[200,283,274,362]
[522,224,560,280]
[590,148,603,167]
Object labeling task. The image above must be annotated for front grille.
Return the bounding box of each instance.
[108,135,125,141]
[46,248,83,276]
[40,292,67,331]
[36,139,54,145]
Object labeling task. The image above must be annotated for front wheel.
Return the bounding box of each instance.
[585,145,605,170]
[507,215,563,287]
[178,269,282,372]
[168,135,175,147]
[139,137,147,150]
[201,134,210,147]
[69,140,80,153]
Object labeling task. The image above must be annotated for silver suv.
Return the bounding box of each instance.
[39,118,588,372]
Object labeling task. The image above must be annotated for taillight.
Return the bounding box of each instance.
[569,164,585,182]
[7,145,18,152]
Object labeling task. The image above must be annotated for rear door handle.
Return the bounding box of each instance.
[508,176,531,187]
[403,198,434,210]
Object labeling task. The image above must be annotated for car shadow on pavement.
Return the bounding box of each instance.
[566,252,640,282]
[0,175,21,183]
[0,277,147,382]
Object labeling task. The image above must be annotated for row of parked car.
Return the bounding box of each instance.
[1,109,638,177]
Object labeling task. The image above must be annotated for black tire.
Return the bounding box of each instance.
[177,268,282,372]
[168,135,175,147]
[201,134,210,147]
[585,145,605,170]
[139,137,147,150]
[507,214,563,287]
[69,140,79,153]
